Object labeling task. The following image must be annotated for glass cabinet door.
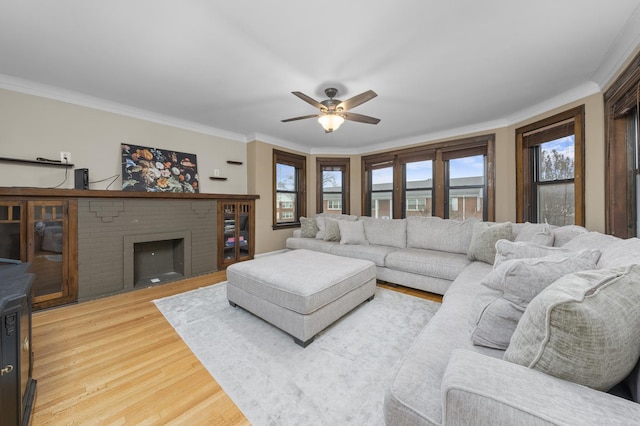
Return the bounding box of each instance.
[27,201,68,303]
[0,202,24,263]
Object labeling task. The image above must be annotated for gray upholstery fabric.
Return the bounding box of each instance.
[471,297,524,350]
[384,262,500,426]
[552,224,588,247]
[561,231,619,252]
[227,275,376,343]
[323,217,341,241]
[504,265,640,391]
[226,249,376,314]
[597,237,640,269]
[299,216,318,238]
[330,243,398,267]
[467,221,513,264]
[514,222,555,246]
[363,218,407,248]
[406,216,476,254]
[385,248,471,281]
[493,239,574,268]
[315,214,357,239]
[482,250,599,306]
[337,220,369,245]
[442,349,640,426]
[472,251,598,349]
[285,237,337,253]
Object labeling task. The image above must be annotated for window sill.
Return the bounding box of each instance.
[272,222,301,230]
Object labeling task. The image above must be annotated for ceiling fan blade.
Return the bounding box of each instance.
[337,90,377,110]
[342,112,380,125]
[281,114,319,122]
[291,91,325,109]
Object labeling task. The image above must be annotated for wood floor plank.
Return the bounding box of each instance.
[31,271,439,424]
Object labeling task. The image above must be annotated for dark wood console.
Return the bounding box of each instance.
[0,262,36,426]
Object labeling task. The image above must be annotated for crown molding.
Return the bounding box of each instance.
[591,4,640,89]
[0,73,248,143]
[246,132,312,154]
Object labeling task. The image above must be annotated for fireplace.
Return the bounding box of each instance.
[124,231,192,289]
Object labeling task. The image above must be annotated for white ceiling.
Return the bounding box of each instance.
[1,1,640,154]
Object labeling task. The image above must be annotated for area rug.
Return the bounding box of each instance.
[153,283,440,425]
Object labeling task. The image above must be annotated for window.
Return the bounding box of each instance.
[404,160,433,217]
[516,106,584,226]
[273,149,306,229]
[445,154,485,220]
[316,158,350,214]
[362,135,494,220]
[605,50,640,238]
[327,200,342,210]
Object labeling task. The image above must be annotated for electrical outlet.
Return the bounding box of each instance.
[60,151,71,163]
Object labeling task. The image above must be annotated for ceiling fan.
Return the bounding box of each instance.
[282,88,380,133]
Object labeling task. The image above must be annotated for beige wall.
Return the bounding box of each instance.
[0,88,247,193]
[1,86,607,256]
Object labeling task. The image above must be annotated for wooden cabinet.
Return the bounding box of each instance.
[0,200,78,310]
[218,200,255,269]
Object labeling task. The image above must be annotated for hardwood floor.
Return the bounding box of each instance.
[31,272,441,425]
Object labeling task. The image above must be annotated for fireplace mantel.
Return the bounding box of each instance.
[0,187,259,201]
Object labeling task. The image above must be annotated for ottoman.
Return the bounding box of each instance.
[226,249,377,347]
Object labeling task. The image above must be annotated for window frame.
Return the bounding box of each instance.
[604,49,640,238]
[515,105,585,226]
[272,149,306,230]
[444,148,487,220]
[316,157,350,214]
[361,134,495,220]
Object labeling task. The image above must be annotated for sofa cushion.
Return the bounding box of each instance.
[406,216,476,254]
[597,237,640,269]
[493,240,575,268]
[504,265,640,391]
[472,250,599,349]
[329,243,398,267]
[285,237,337,253]
[514,222,554,246]
[337,220,369,245]
[467,222,513,264]
[363,218,407,248]
[299,216,318,238]
[385,248,472,281]
[561,231,619,252]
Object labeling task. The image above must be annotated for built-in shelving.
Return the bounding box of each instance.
[0,156,74,168]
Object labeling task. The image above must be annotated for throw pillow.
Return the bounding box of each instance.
[406,216,477,254]
[493,240,574,268]
[561,231,619,252]
[299,217,319,238]
[338,220,369,245]
[323,217,341,241]
[552,224,588,247]
[596,237,640,269]
[315,216,326,239]
[472,250,599,350]
[504,265,640,391]
[514,222,554,246]
[472,298,524,349]
[467,222,513,264]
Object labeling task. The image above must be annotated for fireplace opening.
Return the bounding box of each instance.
[133,238,184,287]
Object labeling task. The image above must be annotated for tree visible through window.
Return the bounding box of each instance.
[516,106,584,226]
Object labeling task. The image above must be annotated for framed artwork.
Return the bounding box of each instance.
[121,144,199,193]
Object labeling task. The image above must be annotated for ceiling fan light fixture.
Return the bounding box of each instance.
[318,113,345,132]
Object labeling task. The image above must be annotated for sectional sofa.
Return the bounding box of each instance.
[285,214,640,424]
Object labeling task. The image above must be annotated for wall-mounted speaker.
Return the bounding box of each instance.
[74,168,89,189]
